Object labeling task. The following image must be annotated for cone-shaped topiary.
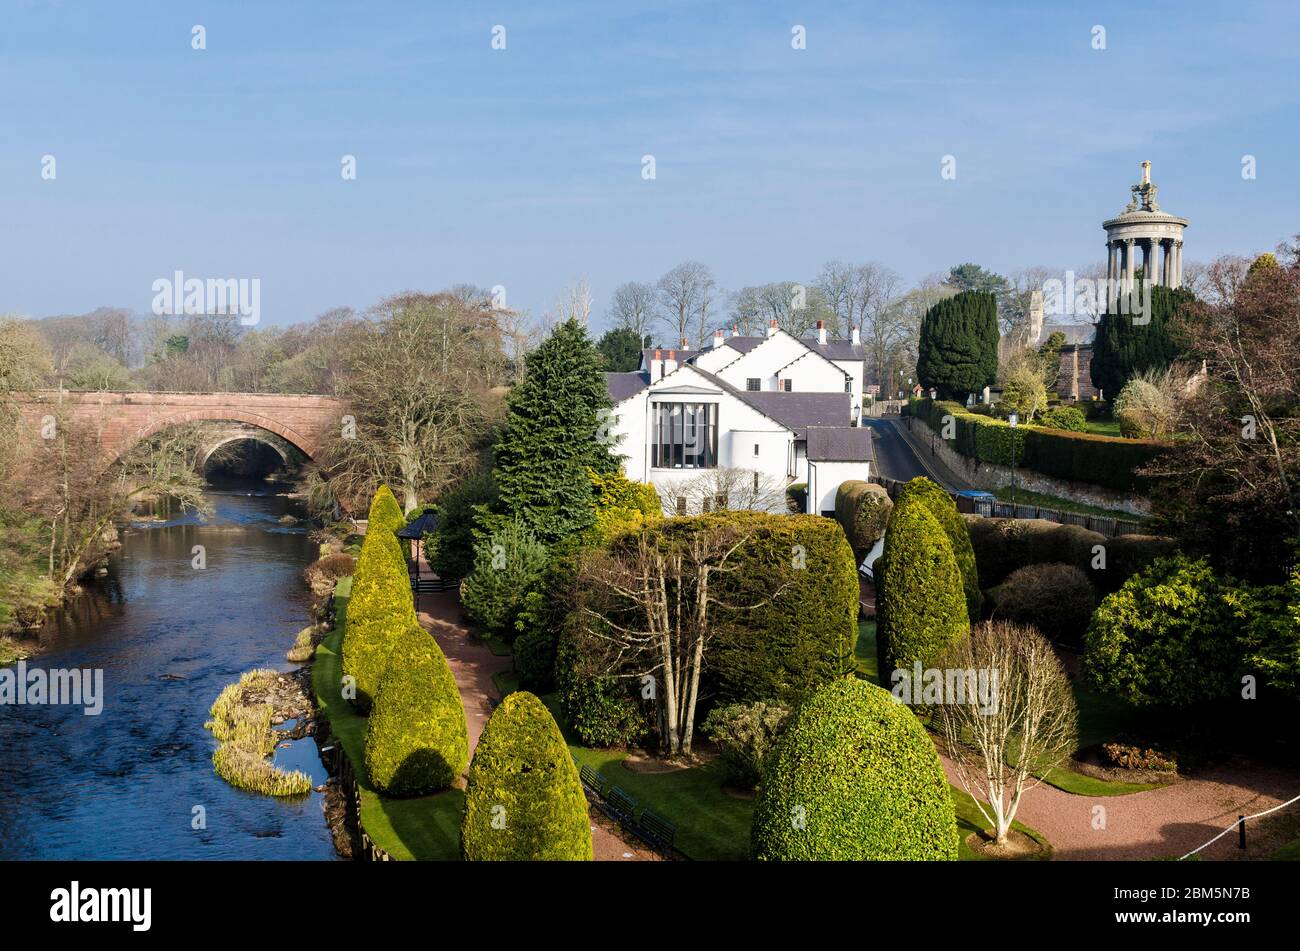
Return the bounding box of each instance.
[342,527,415,711]
[364,624,468,795]
[368,484,407,536]
[876,492,970,679]
[751,678,957,860]
[461,691,592,860]
[897,477,981,621]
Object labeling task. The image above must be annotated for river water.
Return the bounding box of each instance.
[0,481,337,860]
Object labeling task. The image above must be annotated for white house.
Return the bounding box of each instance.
[605,319,873,516]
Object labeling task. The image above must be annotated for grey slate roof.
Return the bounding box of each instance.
[733,391,852,437]
[806,426,874,462]
[606,371,651,402]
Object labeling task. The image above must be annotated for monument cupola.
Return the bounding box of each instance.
[1102,161,1189,290]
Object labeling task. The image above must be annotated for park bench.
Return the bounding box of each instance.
[579,764,607,797]
[603,785,639,826]
[637,809,677,853]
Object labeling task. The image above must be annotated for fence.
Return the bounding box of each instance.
[866,475,1146,538]
[863,399,906,418]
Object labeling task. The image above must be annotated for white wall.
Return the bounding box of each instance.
[806,460,872,515]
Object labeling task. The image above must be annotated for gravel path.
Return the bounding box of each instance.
[415,588,651,861]
[939,752,1300,860]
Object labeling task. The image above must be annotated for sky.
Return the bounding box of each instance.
[2,0,1297,334]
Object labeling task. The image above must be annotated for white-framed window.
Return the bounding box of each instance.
[746,378,760,391]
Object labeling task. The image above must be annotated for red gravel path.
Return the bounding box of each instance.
[415,589,651,861]
[940,752,1300,860]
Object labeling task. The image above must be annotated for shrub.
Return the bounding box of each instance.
[554,624,649,748]
[1113,369,1179,440]
[834,480,892,556]
[707,512,859,706]
[1083,555,1248,707]
[341,527,417,711]
[303,552,356,596]
[876,493,970,678]
[1102,742,1177,772]
[364,624,468,795]
[427,472,497,582]
[751,679,957,860]
[461,691,592,860]
[512,615,557,692]
[987,563,1096,646]
[367,484,406,536]
[1239,570,1300,703]
[785,482,807,514]
[1039,405,1088,432]
[917,290,1000,401]
[701,701,791,790]
[588,468,662,542]
[897,477,980,621]
[460,521,549,642]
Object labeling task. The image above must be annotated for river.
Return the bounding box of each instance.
[0,480,337,860]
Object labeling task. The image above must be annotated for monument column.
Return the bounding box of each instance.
[1107,242,1116,283]
[1124,238,1135,290]
[1151,239,1163,285]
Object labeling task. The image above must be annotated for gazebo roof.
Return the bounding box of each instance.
[395,510,439,539]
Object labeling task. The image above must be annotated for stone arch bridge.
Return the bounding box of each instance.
[13,391,346,465]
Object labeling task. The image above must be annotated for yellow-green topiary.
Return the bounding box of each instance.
[341,526,415,711]
[364,625,468,795]
[367,484,406,536]
[462,691,592,860]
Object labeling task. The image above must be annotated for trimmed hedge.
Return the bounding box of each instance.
[988,563,1097,646]
[706,512,859,706]
[752,679,957,860]
[834,480,892,556]
[341,526,417,711]
[909,398,1164,492]
[876,494,970,678]
[364,624,469,795]
[367,484,407,536]
[461,691,592,861]
[898,477,980,621]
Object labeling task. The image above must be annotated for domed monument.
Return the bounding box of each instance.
[1102,160,1189,290]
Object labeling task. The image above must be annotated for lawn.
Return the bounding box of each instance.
[951,785,1051,860]
[991,485,1141,520]
[854,619,878,683]
[313,578,463,861]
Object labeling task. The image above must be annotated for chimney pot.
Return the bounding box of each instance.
[767,318,778,337]
[817,320,827,345]
[851,325,861,345]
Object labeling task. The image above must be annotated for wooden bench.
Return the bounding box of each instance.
[579,764,607,797]
[637,809,677,852]
[603,785,638,826]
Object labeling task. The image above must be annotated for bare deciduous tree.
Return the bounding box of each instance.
[607,281,657,339]
[936,621,1077,848]
[676,466,788,514]
[656,261,715,348]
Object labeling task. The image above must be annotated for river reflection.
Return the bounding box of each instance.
[0,481,337,860]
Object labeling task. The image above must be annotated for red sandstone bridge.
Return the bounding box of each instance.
[13,390,346,464]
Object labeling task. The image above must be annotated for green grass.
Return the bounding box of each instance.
[992,486,1141,520]
[1082,418,1122,437]
[951,786,1050,860]
[854,619,879,684]
[313,578,463,861]
[492,669,521,699]
[481,634,513,657]
[1270,837,1300,860]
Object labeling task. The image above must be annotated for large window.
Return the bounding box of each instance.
[651,402,718,469]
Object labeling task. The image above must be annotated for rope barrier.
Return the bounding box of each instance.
[1178,792,1300,860]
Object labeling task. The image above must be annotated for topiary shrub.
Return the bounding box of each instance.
[876,493,970,679]
[1082,555,1248,708]
[987,562,1097,646]
[341,527,417,711]
[554,623,649,748]
[897,477,980,621]
[834,480,893,557]
[785,482,807,514]
[364,624,468,795]
[701,700,791,790]
[751,678,957,860]
[461,691,592,861]
[367,484,407,536]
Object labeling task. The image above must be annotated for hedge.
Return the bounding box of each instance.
[364,624,469,795]
[964,515,1175,594]
[988,563,1097,646]
[704,512,859,706]
[367,484,407,536]
[909,398,1164,492]
[897,477,980,621]
[461,691,592,860]
[341,526,418,711]
[751,679,957,860]
[833,480,892,556]
[876,494,970,678]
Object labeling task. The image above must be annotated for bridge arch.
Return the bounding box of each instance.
[120,409,320,465]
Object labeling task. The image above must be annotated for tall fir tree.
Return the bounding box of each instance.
[488,318,618,545]
[1090,282,1193,399]
[916,290,999,400]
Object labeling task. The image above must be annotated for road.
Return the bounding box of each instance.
[862,418,970,491]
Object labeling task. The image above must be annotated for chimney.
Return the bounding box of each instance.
[667,349,675,362]
[851,324,861,346]
[654,347,663,379]
[816,319,827,345]
[767,318,778,337]
[712,328,724,348]
[731,324,739,337]
[680,336,689,350]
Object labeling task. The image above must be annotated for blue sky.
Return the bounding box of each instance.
[2,0,1297,332]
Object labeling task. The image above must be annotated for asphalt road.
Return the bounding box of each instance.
[862,418,968,490]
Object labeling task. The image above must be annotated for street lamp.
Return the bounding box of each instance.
[1008,412,1018,507]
